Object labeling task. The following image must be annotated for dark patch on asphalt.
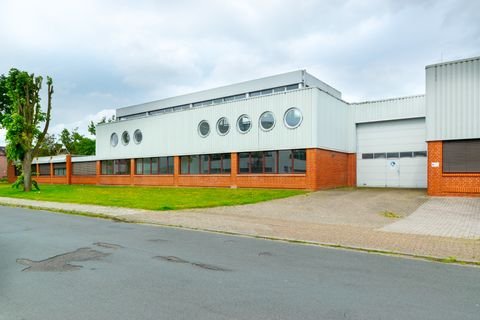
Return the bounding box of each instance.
[148,239,169,243]
[258,252,273,256]
[223,239,236,243]
[191,263,230,271]
[154,256,230,271]
[16,248,110,272]
[93,242,124,249]
[155,256,189,263]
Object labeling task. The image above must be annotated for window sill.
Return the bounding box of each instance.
[179,174,231,177]
[237,173,306,177]
[134,174,174,177]
[442,172,480,177]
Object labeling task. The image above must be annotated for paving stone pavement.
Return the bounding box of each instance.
[0,190,479,263]
[381,197,480,239]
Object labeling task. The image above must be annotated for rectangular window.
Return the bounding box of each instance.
[273,86,286,93]
[151,157,159,174]
[136,159,143,174]
[250,152,263,173]
[190,155,200,174]
[286,84,299,90]
[260,89,273,95]
[101,159,130,175]
[180,156,189,174]
[249,91,261,97]
[400,152,413,158]
[223,154,231,174]
[201,155,210,174]
[101,160,113,175]
[239,153,250,173]
[362,153,374,159]
[292,150,306,173]
[210,154,222,174]
[53,163,66,176]
[374,153,386,159]
[39,164,50,176]
[238,150,306,174]
[31,164,37,175]
[387,152,399,159]
[413,151,427,157]
[73,161,96,176]
[180,154,230,174]
[264,151,277,173]
[279,150,293,173]
[143,158,152,175]
[443,139,480,173]
[158,157,168,174]
[136,157,173,175]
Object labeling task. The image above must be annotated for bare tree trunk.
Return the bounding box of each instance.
[22,151,32,192]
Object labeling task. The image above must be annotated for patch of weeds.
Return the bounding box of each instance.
[158,205,174,210]
[380,210,402,219]
[441,256,458,263]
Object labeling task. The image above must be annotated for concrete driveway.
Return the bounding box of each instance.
[381,197,480,239]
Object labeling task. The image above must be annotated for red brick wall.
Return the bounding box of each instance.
[428,141,480,196]
[71,176,97,185]
[6,148,357,190]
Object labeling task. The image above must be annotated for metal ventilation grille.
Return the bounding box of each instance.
[443,139,480,173]
[72,161,97,176]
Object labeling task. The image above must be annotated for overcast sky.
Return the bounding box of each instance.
[0,0,479,144]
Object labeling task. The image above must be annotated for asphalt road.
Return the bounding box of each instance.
[1,206,479,320]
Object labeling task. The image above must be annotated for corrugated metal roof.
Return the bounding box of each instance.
[425,56,480,69]
[115,70,341,118]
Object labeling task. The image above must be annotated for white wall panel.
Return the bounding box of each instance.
[314,91,351,152]
[426,57,480,141]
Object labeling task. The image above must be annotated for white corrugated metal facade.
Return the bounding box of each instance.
[426,56,480,141]
[98,88,316,159]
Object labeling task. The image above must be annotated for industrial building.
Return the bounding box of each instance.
[11,56,480,196]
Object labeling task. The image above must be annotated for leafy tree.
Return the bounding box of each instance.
[88,114,115,136]
[0,68,53,192]
[37,133,63,156]
[60,128,95,155]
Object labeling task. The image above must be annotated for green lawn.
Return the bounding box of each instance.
[0,184,305,211]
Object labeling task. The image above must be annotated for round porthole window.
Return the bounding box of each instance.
[259,111,275,131]
[110,133,118,147]
[198,120,210,137]
[216,117,230,135]
[133,129,142,144]
[121,131,130,145]
[237,114,252,133]
[284,107,303,129]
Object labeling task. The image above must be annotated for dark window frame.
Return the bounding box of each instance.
[180,153,231,175]
[237,149,306,174]
[101,159,131,175]
[443,139,480,173]
[135,157,173,175]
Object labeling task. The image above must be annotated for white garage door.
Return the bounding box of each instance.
[357,118,427,188]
